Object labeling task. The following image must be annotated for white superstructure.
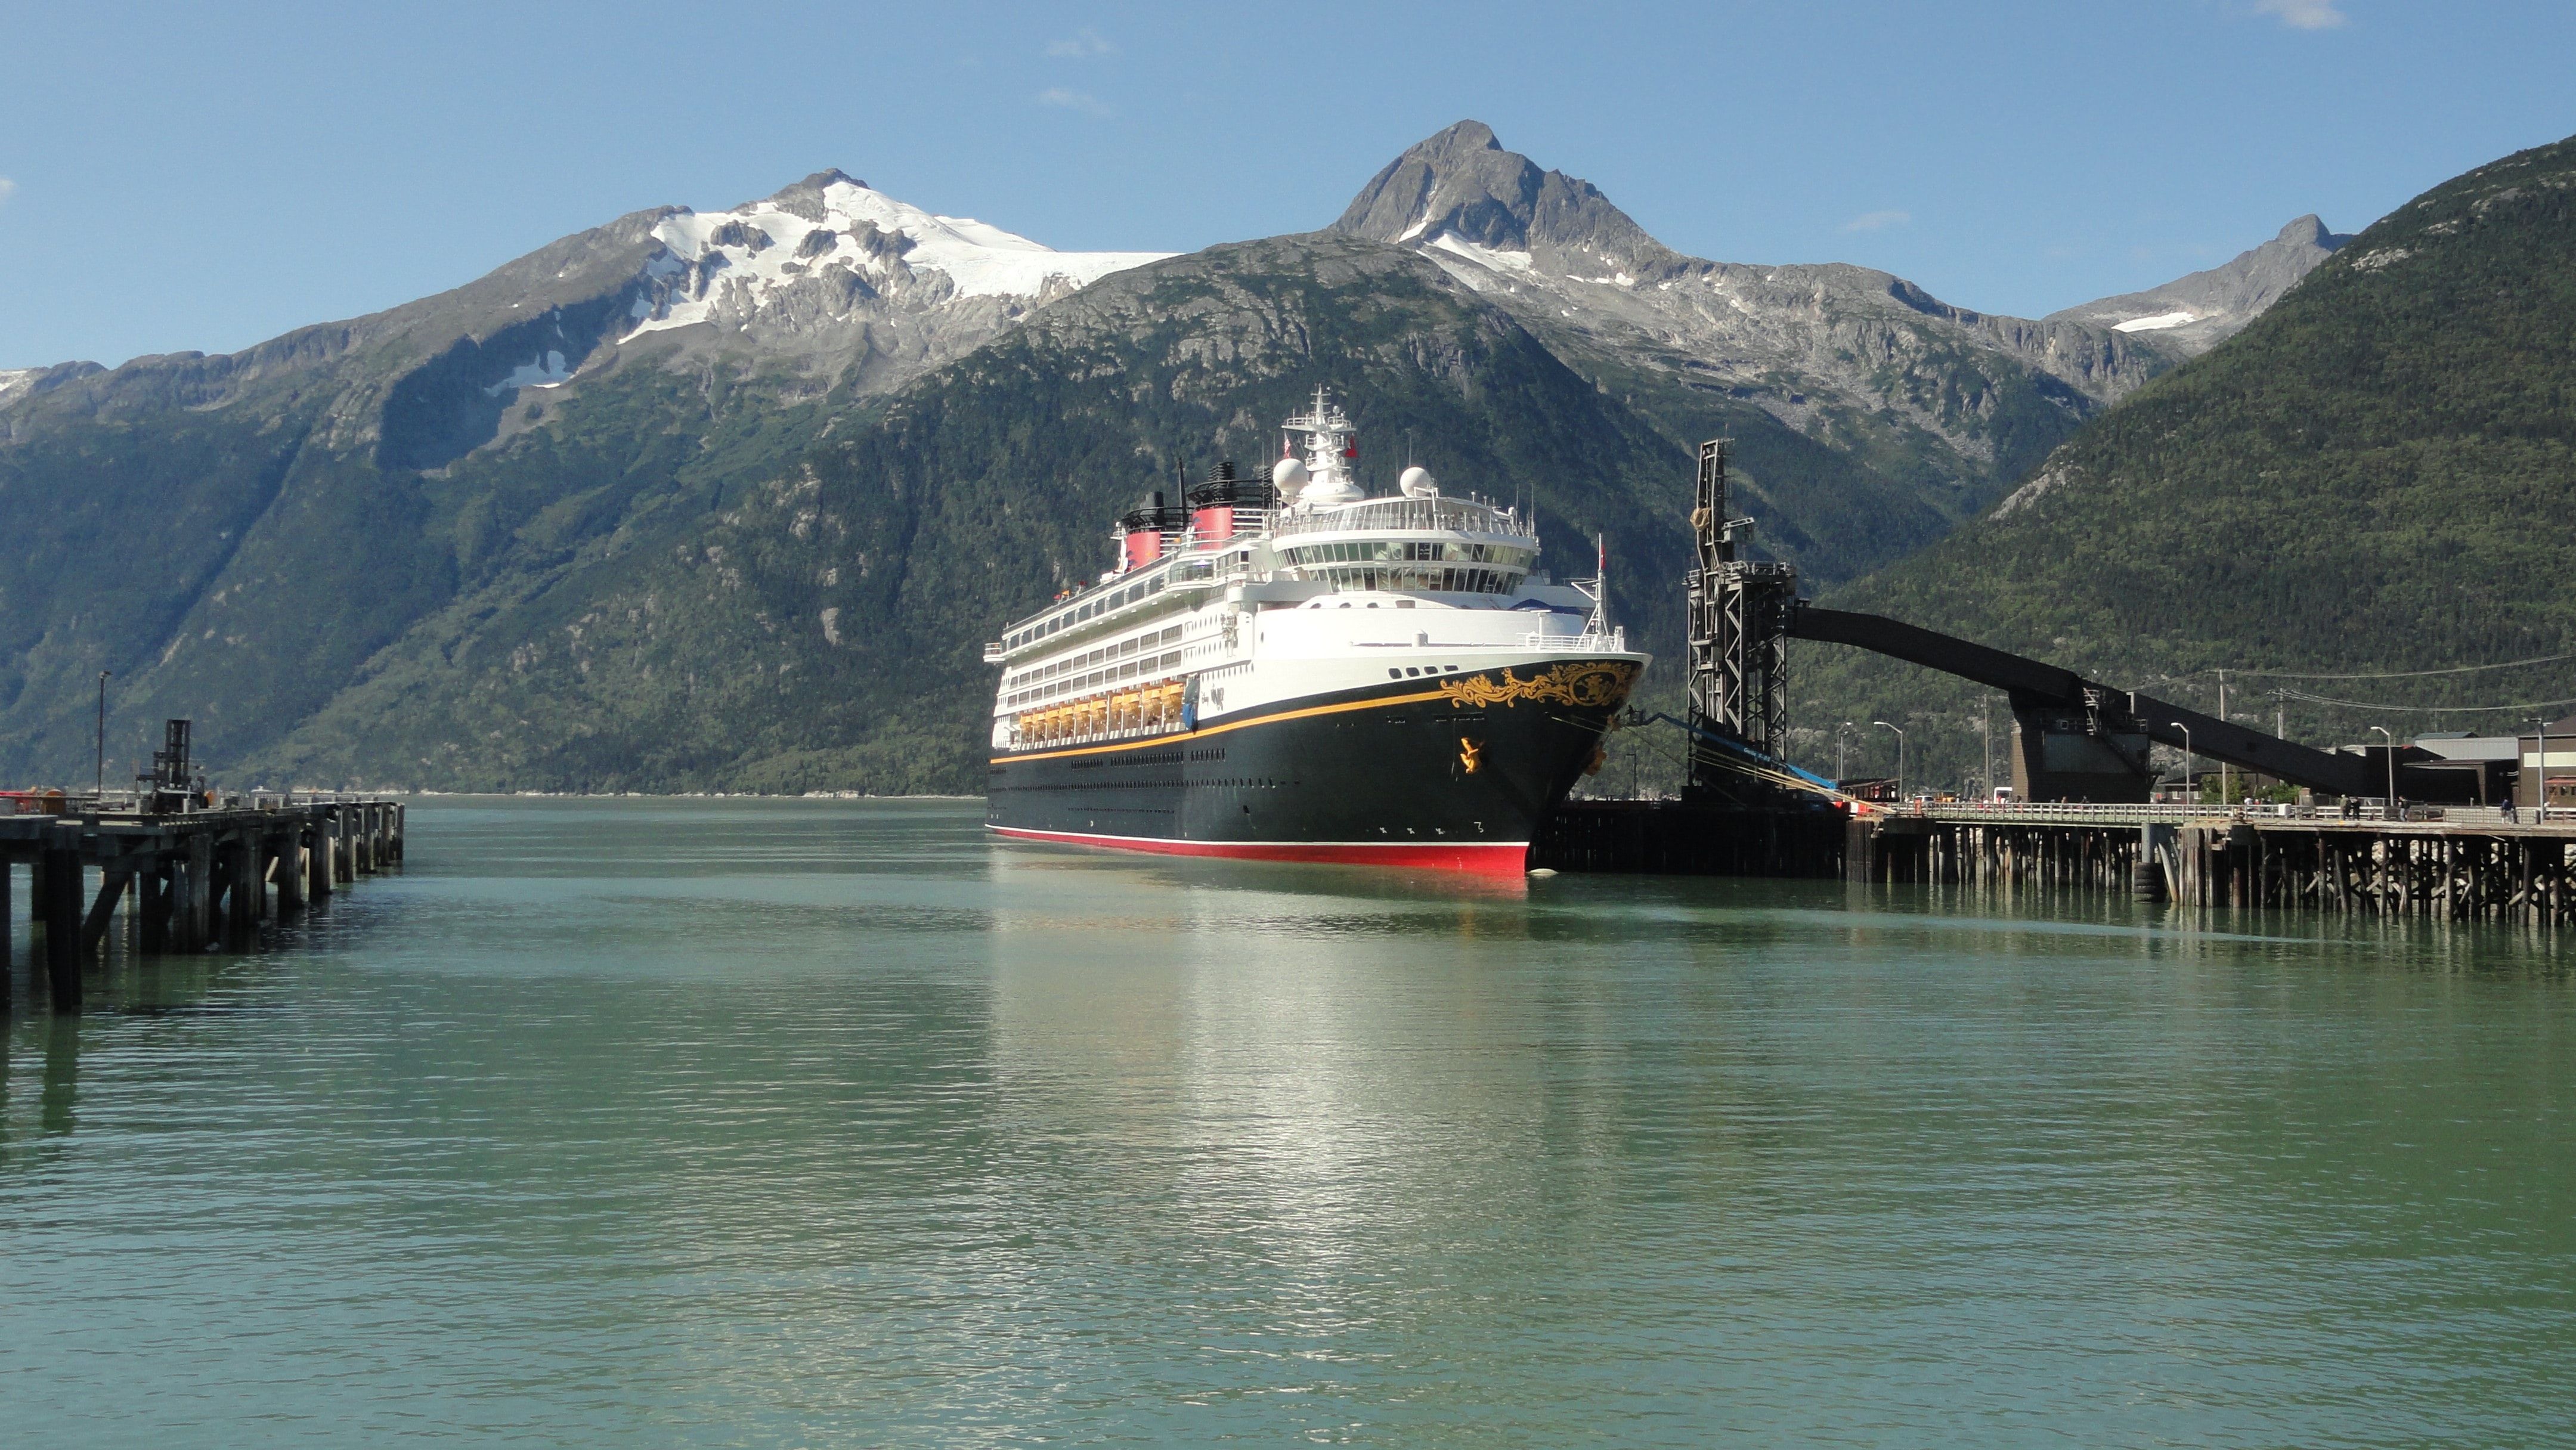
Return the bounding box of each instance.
[984,388,1633,753]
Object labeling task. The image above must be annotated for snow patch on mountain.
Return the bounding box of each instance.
[628,178,1169,338]
[2112,310,2198,333]
[484,350,575,394]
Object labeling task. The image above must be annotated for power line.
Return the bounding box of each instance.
[2171,650,2576,684]
[2277,689,2576,714]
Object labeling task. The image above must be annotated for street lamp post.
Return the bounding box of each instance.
[2370,725,2397,820]
[1873,720,1906,801]
[2169,723,2192,803]
[95,670,109,799]
[2218,670,2231,805]
[1837,721,1854,782]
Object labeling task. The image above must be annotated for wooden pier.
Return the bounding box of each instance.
[1,794,405,1009]
[1853,806,2575,924]
[1541,798,2575,926]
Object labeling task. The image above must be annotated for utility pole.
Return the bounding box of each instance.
[95,670,109,799]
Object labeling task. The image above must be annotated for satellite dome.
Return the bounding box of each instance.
[1273,457,1309,491]
[1399,466,1436,498]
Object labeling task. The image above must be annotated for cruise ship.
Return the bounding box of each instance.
[982,389,1649,874]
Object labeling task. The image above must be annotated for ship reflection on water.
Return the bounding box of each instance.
[983,847,1576,1303]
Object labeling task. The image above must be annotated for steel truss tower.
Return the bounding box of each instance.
[1685,440,1800,798]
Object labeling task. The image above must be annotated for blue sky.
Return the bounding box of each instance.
[4,0,2570,368]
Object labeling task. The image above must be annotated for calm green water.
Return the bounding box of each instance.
[2,798,2571,1446]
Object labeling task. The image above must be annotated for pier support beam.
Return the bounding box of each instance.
[42,848,82,1006]
[274,829,305,914]
[307,820,332,903]
[79,869,131,958]
[223,836,256,949]
[183,833,213,950]
[140,864,168,954]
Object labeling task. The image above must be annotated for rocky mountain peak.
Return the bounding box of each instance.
[1330,120,1676,275]
[2048,213,2352,355]
[2276,213,2340,248]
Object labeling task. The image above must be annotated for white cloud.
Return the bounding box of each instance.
[2256,0,2346,29]
[1036,87,1112,117]
[1841,209,1910,233]
[0,178,16,206]
[1046,29,1114,57]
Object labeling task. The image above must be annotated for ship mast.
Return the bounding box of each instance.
[1281,386,1363,508]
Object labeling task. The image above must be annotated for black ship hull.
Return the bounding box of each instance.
[984,659,1640,874]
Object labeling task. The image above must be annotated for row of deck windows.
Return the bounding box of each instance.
[1004,572,1171,650]
[1306,565,1518,594]
[1283,541,1534,568]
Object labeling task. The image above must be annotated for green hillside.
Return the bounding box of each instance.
[1796,134,2576,792]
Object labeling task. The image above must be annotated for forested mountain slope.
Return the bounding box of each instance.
[1800,134,2576,791]
[249,236,1695,792]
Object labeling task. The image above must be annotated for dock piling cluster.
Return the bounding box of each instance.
[2,795,404,1008]
[1853,808,2575,924]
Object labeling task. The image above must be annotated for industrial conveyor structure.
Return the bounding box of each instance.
[1681,441,2453,805]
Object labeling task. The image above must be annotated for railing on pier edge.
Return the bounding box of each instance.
[1885,799,2572,831]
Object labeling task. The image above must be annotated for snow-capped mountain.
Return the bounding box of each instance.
[624,169,1168,352]
[2047,216,2352,355]
[0,171,1169,468]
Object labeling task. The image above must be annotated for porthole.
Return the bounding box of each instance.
[1387,668,1402,678]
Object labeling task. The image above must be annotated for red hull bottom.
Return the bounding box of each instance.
[987,825,1530,876]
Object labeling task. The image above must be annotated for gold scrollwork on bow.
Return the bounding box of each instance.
[1438,660,1640,711]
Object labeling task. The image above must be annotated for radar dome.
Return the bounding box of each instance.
[1272,457,1309,491]
[1299,470,1365,507]
[1399,466,1436,498]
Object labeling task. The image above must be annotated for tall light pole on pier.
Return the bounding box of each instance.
[1837,721,1854,782]
[95,670,109,798]
[2533,717,2550,823]
[2370,726,2396,819]
[2217,671,2231,805]
[1980,701,1993,801]
[1874,720,1905,800]
[2169,723,2192,802]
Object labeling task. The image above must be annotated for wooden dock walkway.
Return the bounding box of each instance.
[1,794,405,1008]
